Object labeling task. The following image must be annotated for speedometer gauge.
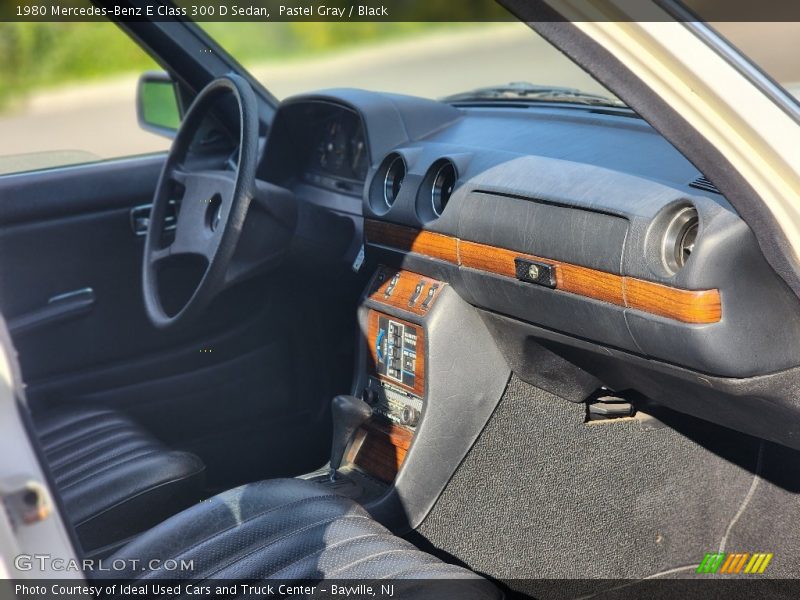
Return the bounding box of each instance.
[302,105,369,192]
[319,119,347,173]
[351,138,368,179]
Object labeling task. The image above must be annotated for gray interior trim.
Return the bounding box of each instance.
[508,13,800,300]
[358,286,510,532]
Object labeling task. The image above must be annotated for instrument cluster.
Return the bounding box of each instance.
[302,108,369,193]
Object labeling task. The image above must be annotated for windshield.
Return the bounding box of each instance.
[198,22,620,103]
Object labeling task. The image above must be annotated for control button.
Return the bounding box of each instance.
[408,280,425,306]
[400,405,420,427]
[403,355,415,372]
[513,258,556,288]
[421,284,439,309]
[384,273,400,297]
[363,387,378,406]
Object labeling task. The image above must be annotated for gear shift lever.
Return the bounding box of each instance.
[329,394,372,481]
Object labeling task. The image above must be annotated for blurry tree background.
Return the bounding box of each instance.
[0,22,465,112]
[0,16,796,165]
[0,23,157,110]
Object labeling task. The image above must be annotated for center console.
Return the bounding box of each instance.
[302,264,510,532]
[346,268,442,484]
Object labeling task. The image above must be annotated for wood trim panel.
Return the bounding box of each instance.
[623,277,721,324]
[458,239,625,305]
[352,419,414,483]
[364,219,458,263]
[366,267,445,315]
[366,310,426,397]
[365,219,721,324]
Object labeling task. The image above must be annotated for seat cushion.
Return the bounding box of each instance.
[34,405,205,553]
[100,478,500,597]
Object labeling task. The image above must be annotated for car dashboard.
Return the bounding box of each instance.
[258,88,800,455]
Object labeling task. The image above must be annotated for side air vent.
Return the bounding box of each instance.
[689,175,721,195]
[662,206,699,273]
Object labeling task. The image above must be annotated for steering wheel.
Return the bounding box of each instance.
[143,75,258,329]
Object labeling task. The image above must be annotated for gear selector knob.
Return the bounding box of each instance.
[329,394,372,481]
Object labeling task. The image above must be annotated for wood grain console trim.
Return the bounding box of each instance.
[623,278,721,324]
[364,219,459,263]
[352,419,414,483]
[365,220,721,324]
[366,267,445,315]
[458,239,626,306]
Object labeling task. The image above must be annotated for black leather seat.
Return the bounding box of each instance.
[34,405,205,553]
[100,478,500,598]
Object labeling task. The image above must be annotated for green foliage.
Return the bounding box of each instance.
[201,22,460,63]
[0,22,467,112]
[0,22,158,110]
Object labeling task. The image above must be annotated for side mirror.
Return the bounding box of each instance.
[136,71,182,137]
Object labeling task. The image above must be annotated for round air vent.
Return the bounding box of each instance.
[430,161,457,217]
[418,159,458,221]
[382,154,406,208]
[369,153,406,215]
[662,206,698,272]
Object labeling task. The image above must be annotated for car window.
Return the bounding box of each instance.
[197,22,619,103]
[0,22,171,176]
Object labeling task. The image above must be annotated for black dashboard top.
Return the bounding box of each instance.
[260,89,800,382]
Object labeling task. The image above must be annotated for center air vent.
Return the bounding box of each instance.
[418,159,458,221]
[382,154,405,208]
[431,161,457,216]
[369,153,406,215]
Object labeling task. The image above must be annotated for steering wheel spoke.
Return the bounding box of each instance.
[147,244,173,266]
[169,164,189,185]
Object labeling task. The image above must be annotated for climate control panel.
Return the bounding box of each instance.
[375,315,418,387]
[367,310,425,397]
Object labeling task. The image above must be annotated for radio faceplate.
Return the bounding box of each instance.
[365,376,424,428]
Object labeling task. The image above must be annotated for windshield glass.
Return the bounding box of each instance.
[198,22,620,103]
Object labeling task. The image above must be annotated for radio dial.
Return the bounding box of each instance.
[363,387,378,406]
[400,405,420,427]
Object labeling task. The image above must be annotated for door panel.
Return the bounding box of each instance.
[0,156,254,378]
[0,156,342,489]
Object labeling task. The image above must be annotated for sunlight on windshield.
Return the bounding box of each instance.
[200,22,616,101]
